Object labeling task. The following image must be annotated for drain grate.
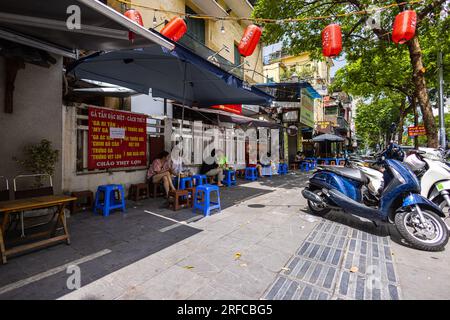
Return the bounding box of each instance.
[263,220,401,300]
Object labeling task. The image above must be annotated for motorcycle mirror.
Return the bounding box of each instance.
[390,123,397,133]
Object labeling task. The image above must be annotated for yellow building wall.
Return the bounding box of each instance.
[122,0,263,84]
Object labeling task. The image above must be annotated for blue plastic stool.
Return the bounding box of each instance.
[278,163,288,175]
[192,184,221,216]
[192,174,207,186]
[300,162,310,172]
[245,167,258,181]
[222,170,237,187]
[179,177,193,190]
[94,184,126,217]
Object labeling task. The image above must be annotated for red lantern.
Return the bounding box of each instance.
[124,9,144,42]
[160,17,187,42]
[392,10,417,44]
[238,25,262,57]
[322,24,342,57]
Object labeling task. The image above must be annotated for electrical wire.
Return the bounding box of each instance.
[116,0,425,24]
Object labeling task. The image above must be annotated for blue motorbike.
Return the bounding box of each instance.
[302,143,449,251]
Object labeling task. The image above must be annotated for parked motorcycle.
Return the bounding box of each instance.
[302,143,449,251]
[404,148,450,229]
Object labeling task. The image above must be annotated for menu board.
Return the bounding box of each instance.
[88,106,147,170]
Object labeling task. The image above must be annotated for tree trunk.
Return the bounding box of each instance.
[397,99,406,144]
[407,36,438,148]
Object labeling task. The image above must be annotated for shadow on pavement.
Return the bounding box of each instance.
[0,178,278,300]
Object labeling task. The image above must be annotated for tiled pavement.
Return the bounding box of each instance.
[263,220,401,300]
[1,172,450,299]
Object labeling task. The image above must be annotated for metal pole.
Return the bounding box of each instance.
[438,51,446,149]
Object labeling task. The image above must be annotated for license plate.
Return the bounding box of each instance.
[436,181,450,192]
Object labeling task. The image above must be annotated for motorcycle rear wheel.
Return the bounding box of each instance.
[307,189,331,216]
[395,208,449,251]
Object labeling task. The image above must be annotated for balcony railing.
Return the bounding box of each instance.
[178,33,244,79]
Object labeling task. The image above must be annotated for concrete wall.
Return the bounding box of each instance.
[0,56,63,196]
[61,106,147,194]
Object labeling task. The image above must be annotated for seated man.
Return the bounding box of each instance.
[200,149,224,187]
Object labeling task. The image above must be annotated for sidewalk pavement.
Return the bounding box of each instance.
[0,172,449,300]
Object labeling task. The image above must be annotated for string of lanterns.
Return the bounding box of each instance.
[116,0,424,24]
[122,0,421,58]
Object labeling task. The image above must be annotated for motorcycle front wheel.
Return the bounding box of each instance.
[395,208,449,251]
[307,189,331,216]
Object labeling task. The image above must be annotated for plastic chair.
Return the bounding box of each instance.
[192,184,221,216]
[94,184,126,217]
[245,167,258,181]
[192,174,207,186]
[222,170,237,187]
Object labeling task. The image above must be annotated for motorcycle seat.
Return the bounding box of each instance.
[319,166,369,184]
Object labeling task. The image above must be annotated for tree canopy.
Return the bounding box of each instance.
[254,0,449,147]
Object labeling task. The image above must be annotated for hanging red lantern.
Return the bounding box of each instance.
[322,24,342,57]
[238,24,262,57]
[160,17,187,42]
[124,9,144,42]
[392,10,417,44]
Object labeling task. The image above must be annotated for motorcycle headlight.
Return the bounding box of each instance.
[390,167,406,184]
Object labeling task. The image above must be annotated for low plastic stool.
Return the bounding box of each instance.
[179,177,193,190]
[222,170,237,187]
[278,163,288,175]
[192,184,221,216]
[94,184,126,217]
[192,174,207,186]
[300,162,310,172]
[245,167,258,181]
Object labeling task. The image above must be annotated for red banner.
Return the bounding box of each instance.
[408,125,426,137]
[210,104,242,115]
[88,106,147,170]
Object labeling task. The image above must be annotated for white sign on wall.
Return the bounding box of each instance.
[110,127,125,139]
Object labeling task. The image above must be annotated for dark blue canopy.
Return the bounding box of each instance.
[68,42,273,107]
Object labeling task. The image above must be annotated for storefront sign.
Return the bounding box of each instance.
[300,89,315,128]
[88,106,147,170]
[282,110,299,122]
[210,104,242,115]
[316,121,333,134]
[408,125,426,137]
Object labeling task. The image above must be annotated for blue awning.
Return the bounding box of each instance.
[67,38,273,107]
[254,82,322,101]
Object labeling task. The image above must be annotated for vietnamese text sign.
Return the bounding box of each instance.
[88,106,147,169]
[408,125,426,137]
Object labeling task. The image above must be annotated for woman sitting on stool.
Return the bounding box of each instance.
[147,151,176,197]
[200,149,224,187]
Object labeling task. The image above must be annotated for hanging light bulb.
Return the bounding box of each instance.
[153,11,157,27]
[221,20,225,34]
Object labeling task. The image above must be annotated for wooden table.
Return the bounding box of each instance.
[0,195,76,264]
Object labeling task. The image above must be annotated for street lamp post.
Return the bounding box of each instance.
[438,51,446,149]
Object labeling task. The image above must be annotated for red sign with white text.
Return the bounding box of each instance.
[210,104,242,115]
[408,125,426,137]
[88,106,147,170]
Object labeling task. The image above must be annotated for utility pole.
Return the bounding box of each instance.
[438,51,446,149]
